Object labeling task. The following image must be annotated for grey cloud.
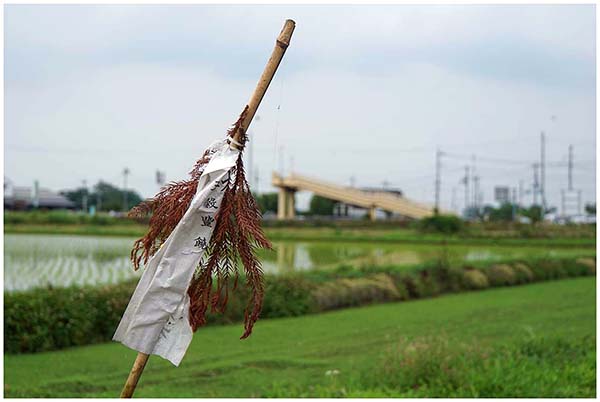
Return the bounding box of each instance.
[4,4,596,211]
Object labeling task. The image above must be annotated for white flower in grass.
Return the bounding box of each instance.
[325,369,340,376]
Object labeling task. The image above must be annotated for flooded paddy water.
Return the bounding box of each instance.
[4,233,594,292]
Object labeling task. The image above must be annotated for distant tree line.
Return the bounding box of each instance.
[471,201,596,223]
[585,203,596,215]
[61,181,142,212]
[255,193,278,214]
[241,193,599,223]
[478,204,548,224]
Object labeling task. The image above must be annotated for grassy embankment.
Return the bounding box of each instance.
[4,223,146,237]
[4,224,596,248]
[4,277,595,398]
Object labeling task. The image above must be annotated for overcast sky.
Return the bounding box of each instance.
[4,4,596,212]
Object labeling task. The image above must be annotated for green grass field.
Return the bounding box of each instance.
[4,277,595,398]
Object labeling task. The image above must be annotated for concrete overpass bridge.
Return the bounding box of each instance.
[272,172,435,221]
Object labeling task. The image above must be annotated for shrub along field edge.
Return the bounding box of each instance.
[4,255,595,354]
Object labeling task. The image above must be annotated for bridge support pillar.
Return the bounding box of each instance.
[277,188,296,220]
[277,188,286,220]
[285,190,295,219]
[368,207,377,221]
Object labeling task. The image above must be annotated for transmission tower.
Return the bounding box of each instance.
[462,166,470,217]
[540,131,547,213]
[560,145,582,219]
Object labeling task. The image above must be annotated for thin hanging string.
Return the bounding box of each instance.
[272,66,286,169]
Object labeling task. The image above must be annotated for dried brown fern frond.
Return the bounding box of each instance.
[188,126,272,339]
[129,106,270,339]
[129,149,214,270]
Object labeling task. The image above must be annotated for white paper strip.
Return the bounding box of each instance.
[113,140,239,366]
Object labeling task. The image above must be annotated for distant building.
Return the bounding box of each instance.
[4,179,75,210]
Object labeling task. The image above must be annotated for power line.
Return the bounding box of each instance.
[444,152,531,165]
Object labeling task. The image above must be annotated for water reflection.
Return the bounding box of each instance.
[4,234,592,291]
[259,241,578,274]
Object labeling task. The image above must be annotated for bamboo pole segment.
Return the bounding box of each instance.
[232,19,296,147]
[120,352,149,398]
[119,19,295,398]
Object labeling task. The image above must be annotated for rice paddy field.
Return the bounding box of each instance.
[4,233,596,291]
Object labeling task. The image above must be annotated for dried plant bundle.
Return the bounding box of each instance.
[129,107,271,339]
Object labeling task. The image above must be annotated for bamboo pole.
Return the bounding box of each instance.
[120,353,149,398]
[232,19,296,147]
[119,19,295,398]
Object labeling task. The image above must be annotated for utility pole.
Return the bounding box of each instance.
[473,175,480,211]
[434,149,442,214]
[97,185,102,212]
[254,167,260,195]
[540,131,546,213]
[122,167,130,212]
[560,145,582,219]
[463,165,470,216]
[511,187,517,221]
[568,144,573,191]
[155,170,165,189]
[451,186,457,212]
[82,180,88,213]
[532,163,539,205]
[518,180,524,205]
[32,180,40,209]
[471,154,477,209]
